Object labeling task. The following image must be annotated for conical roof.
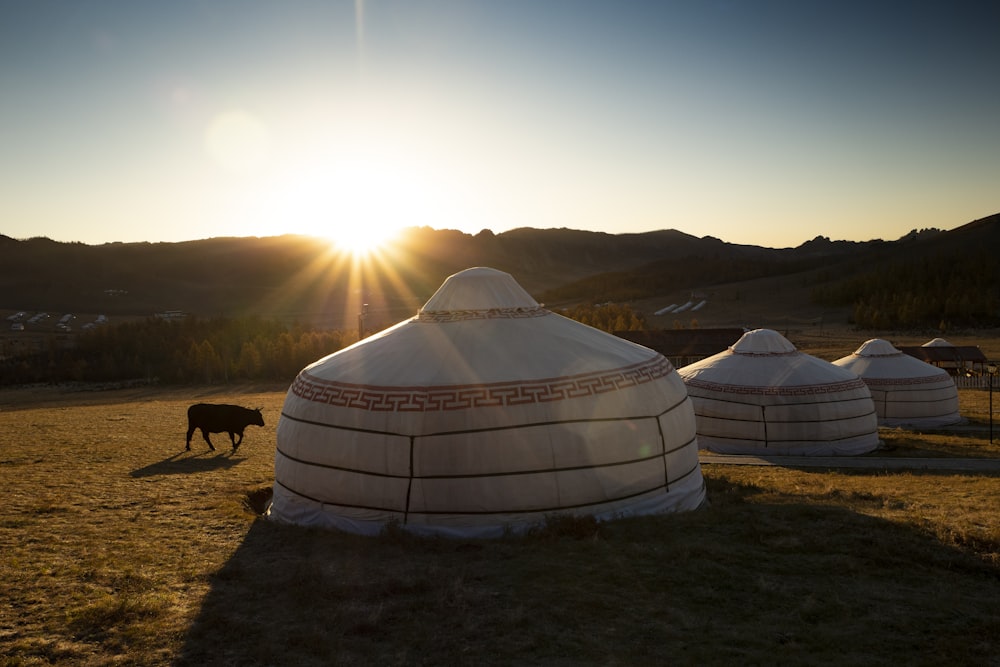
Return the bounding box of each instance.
[421,265,538,311]
[730,327,796,354]
[271,267,706,537]
[834,338,951,380]
[681,328,861,389]
[299,267,658,391]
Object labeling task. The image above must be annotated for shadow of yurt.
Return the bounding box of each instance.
[677,329,879,456]
[175,475,1000,665]
[270,267,706,538]
[832,338,962,428]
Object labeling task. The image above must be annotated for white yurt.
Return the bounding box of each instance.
[677,328,879,456]
[924,338,952,346]
[832,339,961,428]
[921,337,961,373]
[270,267,706,537]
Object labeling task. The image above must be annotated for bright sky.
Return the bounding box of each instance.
[1,1,998,249]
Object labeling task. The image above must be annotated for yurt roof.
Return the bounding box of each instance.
[300,267,662,391]
[832,339,950,380]
[678,328,864,390]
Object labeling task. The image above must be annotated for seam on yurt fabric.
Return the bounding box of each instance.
[273,462,702,516]
[413,451,669,480]
[662,434,697,456]
[279,395,690,438]
[686,394,875,410]
[883,396,957,406]
[272,479,400,514]
[275,449,410,478]
[762,405,768,447]
[879,387,957,397]
[404,436,415,526]
[691,392,870,413]
[693,408,877,426]
[274,437,694,480]
[655,414,669,492]
[694,399,875,424]
[695,430,878,445]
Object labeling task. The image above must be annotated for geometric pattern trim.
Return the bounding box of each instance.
[684,376,868,396]
[291,355,675,412]
[861,374,952,387]
[730,350,799,358]
[417,307,549,323]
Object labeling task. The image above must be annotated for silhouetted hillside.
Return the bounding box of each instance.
[811,212,1000,328]
[1,213,997,330]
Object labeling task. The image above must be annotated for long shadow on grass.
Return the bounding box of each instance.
[175,477,1000,666]
[130,451,243,477]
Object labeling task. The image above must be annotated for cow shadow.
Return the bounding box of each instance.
[130,450,244,478]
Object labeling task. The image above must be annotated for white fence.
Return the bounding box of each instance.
[954,375,998,390]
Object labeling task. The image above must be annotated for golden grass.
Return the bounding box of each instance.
[0,384,998,665]
[0,387,282,666]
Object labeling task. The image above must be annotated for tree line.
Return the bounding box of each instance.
[811,250,1000,329]
[1,304,647,386]
[1,316,356,386]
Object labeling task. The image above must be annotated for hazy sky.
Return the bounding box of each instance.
[2,1,998,249]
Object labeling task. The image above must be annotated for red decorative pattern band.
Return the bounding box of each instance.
[730,350,799,358]
[851,352,903,359]
[417,307,549,323]
[860,374,952,387]
[291,355,675,412]
[684,377,868,396]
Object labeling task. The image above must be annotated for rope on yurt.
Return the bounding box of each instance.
[761,404,768,448]
[655,411,669,492]
[403,435,415,527]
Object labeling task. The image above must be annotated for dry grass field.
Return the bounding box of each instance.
[2,331,999,665]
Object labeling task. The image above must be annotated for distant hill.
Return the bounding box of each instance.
[1,212,997,331]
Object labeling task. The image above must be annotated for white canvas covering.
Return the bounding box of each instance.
[270,267,706,537]
[923,337,953,347]
[832,339,961,428]
[677,329,879,456]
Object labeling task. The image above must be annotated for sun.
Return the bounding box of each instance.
[269,151,445,257]
[335,224,397,256]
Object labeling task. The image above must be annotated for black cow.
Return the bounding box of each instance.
[186,403,265,452]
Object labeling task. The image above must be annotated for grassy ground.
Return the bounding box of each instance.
[1,384,998,666]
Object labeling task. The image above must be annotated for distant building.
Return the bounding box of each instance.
[614,328,746,369]
[896,338,989,376]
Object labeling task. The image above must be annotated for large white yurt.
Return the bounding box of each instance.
[270,267,706,537]
[832,339,961,428]
[676,328,879,456]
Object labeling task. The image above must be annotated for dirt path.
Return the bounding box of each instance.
[700,454,1000,472]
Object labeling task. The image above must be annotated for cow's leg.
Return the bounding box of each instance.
[232,430,244,451]
[201,428,216,451]
[186,426,195,450]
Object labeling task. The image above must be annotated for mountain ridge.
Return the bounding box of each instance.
[1,212,997,331]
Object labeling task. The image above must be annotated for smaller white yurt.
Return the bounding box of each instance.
[921,337,961,373]
[271,267,706,537]
[832,339,961,428]
[677,328,879,456]
[924,338,953,347]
